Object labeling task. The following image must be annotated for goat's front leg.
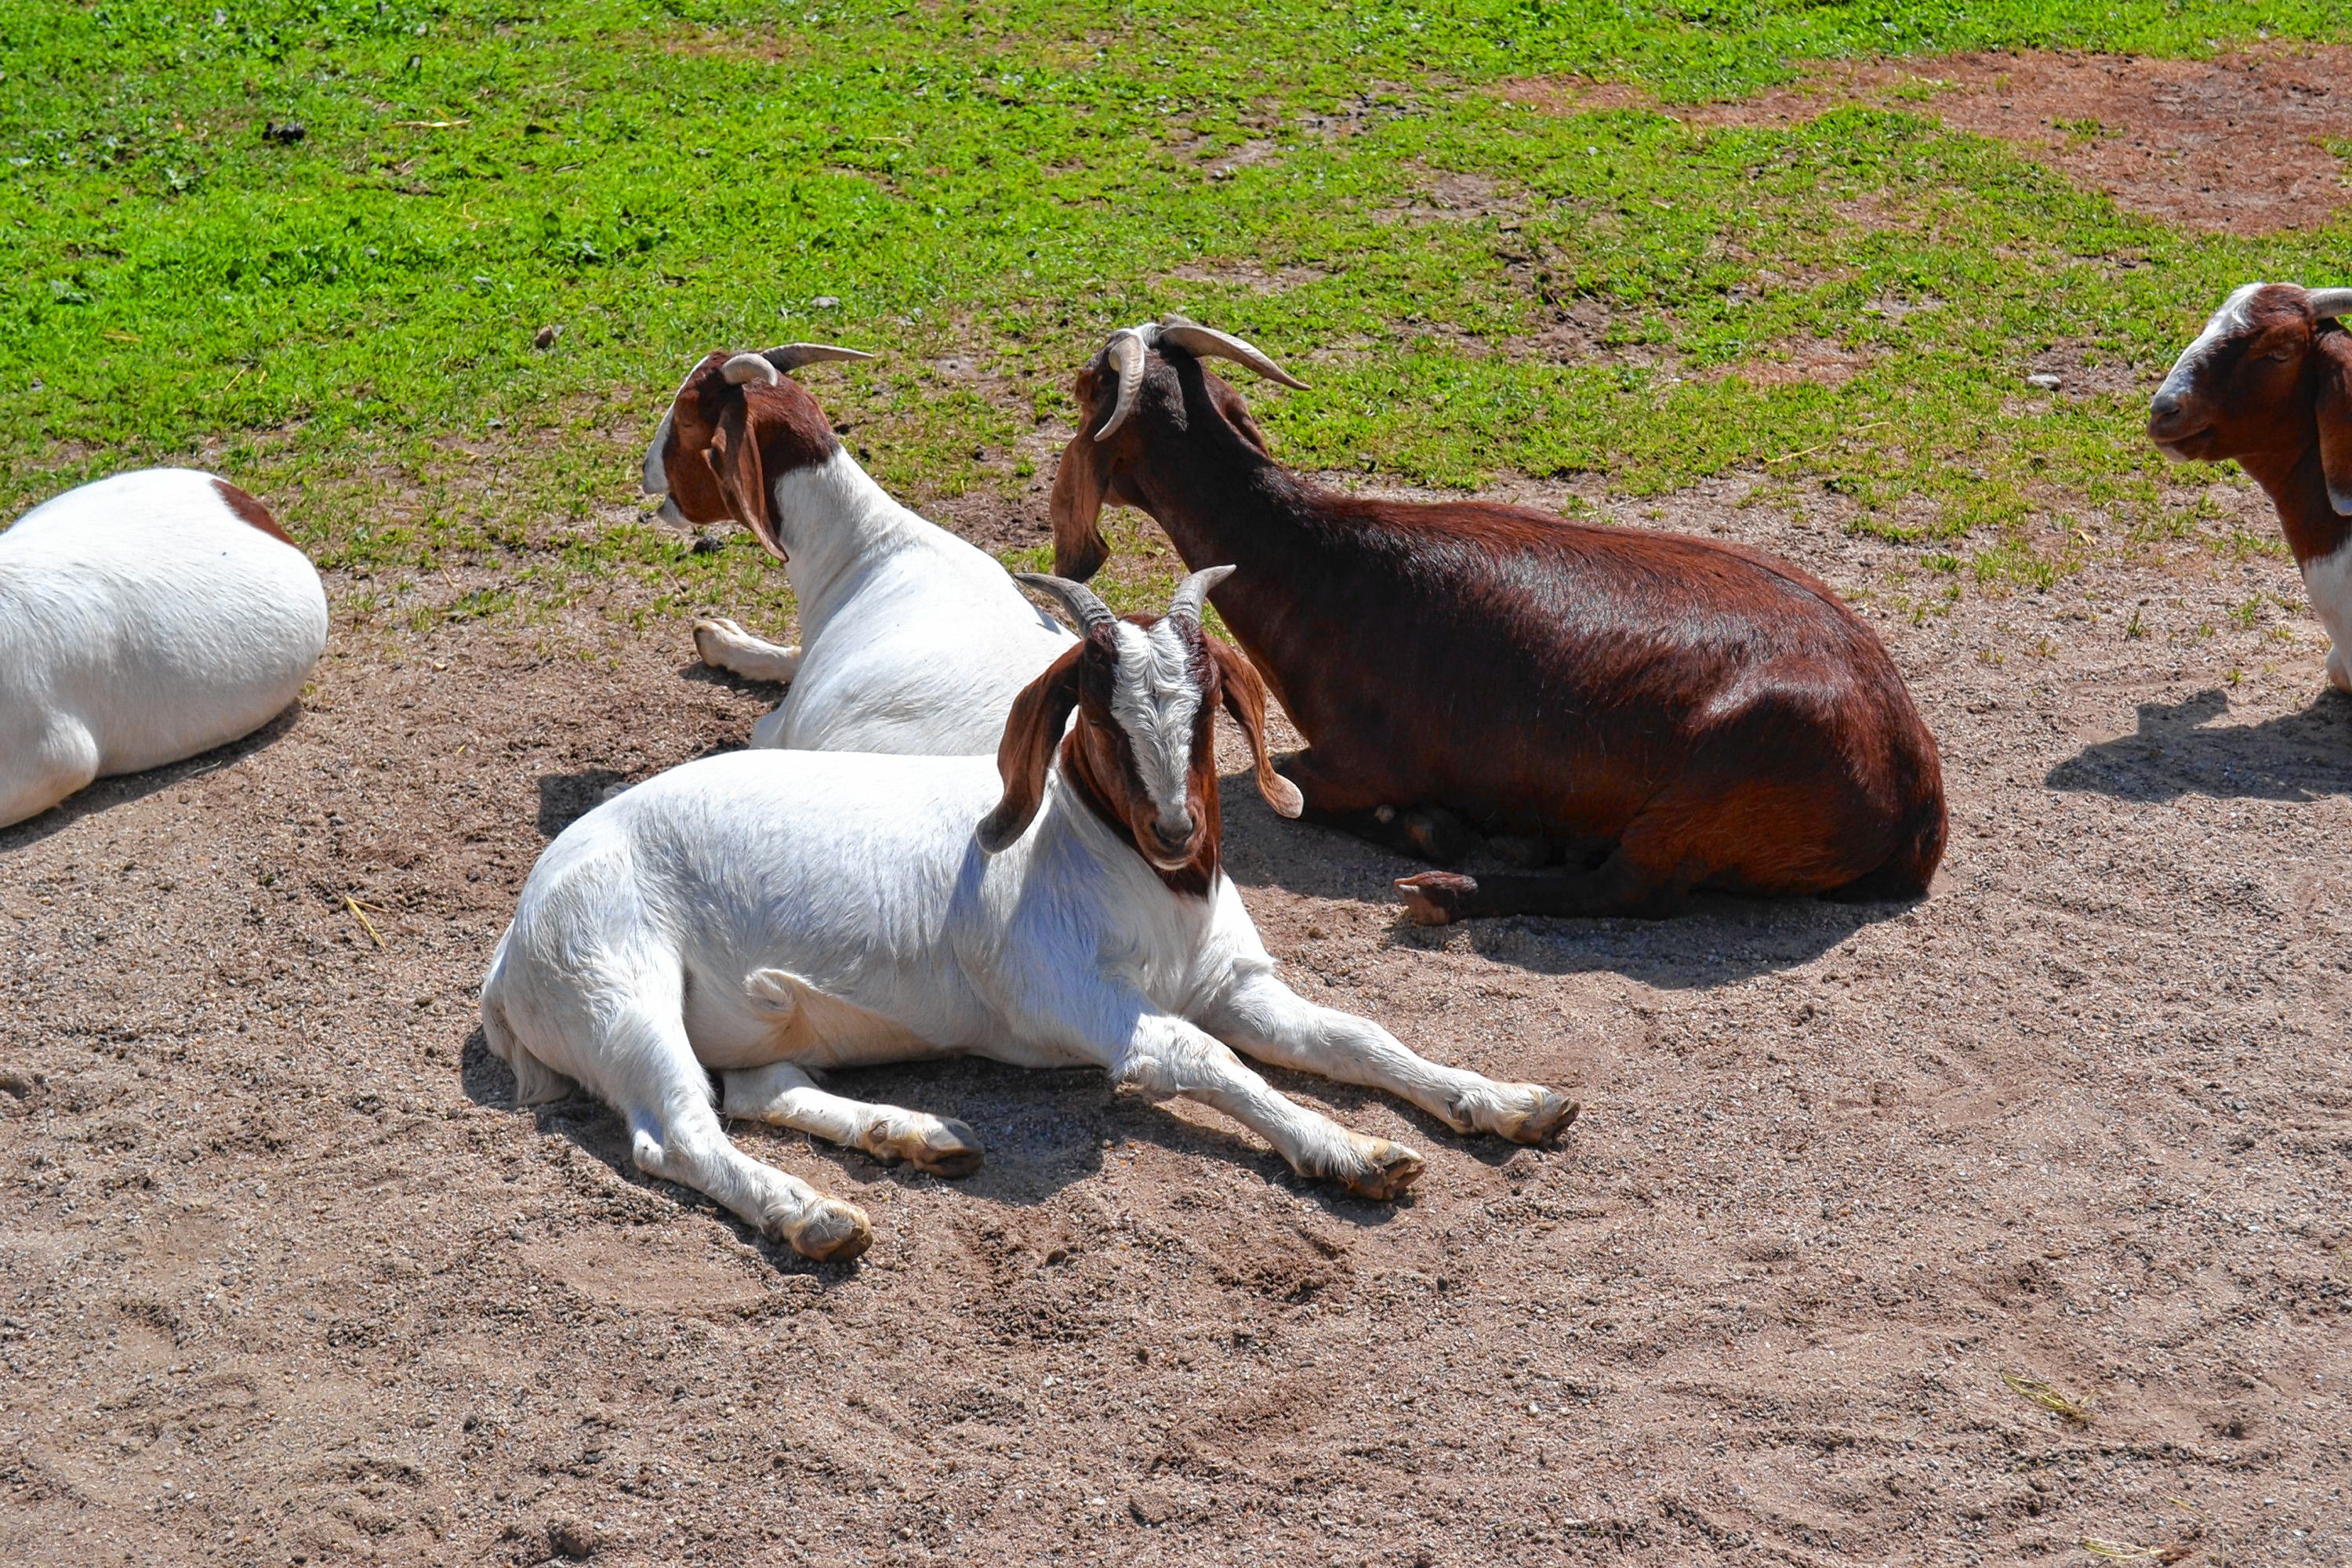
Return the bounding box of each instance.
[1109,1014,1424,1200]
[693,617,802,684]
[722,1062,983,1177]
[1205,971,1577,1144]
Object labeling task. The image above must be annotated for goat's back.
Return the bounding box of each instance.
[1235,495,1944,890]
[0,469,328,779]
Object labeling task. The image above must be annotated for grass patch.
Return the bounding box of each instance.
[4,2,2349,639]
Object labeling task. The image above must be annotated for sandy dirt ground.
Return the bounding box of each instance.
[5,42,2352,1564]
[3,455,2348,1568]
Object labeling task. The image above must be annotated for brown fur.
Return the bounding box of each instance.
[1049,341,1947,922]
[210,479,296,548]
[658,351,843,559]
[978,617,1296,896]
[2148,284,2352,565]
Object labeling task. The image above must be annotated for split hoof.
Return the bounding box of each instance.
[1336,1138,1425,1202]
[781,1198,872,1263]
[691,617,747,667]
[1396,871,1478,926]
[1497,1087,1581,1145]
[875,1118,985,1179]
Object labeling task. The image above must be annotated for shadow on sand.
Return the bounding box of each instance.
[0,704,306,855]
[2046,687,2352,803]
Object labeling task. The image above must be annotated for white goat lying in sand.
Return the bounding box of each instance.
[0,469,328,830]
[481,570,1577,1261]
[641,344,1071,752]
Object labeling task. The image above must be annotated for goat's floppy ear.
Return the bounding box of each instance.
[978,643,1086,853]
[1048,414,1113,583]
[2318,332,2352,517]
[1209,640,1303,818]
[706,397,791,564]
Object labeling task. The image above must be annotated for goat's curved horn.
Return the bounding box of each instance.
[1166,564,1236,633]
[1094,327,1152,441]
[762,343,877,372]
[1014,572,1120,638]
[1156,314,1310,390]
[2311,287,2352,323]
[721,353,782,387]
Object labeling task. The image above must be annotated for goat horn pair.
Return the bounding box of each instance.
[1018,565,1234,638]
[720,343,877,387]
[1092,316,1309,442]
[2313,287,2352,323]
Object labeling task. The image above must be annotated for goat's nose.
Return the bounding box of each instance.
[2150,388,2183,419]
[1151,814,1195,851]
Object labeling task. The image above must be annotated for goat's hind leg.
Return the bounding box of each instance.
[1396,833,1693,925]
[1207,973,1576,1144]
[596,1003,870,1261]
[693,618,802,684]
[723,1062,983,1178]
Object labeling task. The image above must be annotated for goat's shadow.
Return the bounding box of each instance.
[459,1025,1436,1265]
[2046,687,2352,802]
[1214,768,1907,987]
[0,705,305,855]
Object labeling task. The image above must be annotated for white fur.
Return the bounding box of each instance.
[2299,541,2352,695]
[647,441,1072,753]
[1109,618,1203,830]
[0,469,328,829]
[481,746,1568,1258]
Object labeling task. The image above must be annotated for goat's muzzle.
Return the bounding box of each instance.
[2146,387,2214,459]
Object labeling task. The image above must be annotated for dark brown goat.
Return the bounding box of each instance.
[1049,317,1948,924]
[2147,282,2352,692]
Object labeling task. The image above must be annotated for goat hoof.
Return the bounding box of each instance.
[1338,1138,1425,1201]
[877,1118,985,1179]
[1500,1087,1581,1145]
[782,1199,872,1263]
[1396,872,1476,926]
[692,617,746,665]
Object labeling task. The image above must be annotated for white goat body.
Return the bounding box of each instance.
[642,351,1070,753]
[483,575,1573,1261]
[0,469,328,829]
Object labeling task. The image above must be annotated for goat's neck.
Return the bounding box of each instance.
[764,448,924,641]
[1123,436,1314,577]
[2236,440,2352,569]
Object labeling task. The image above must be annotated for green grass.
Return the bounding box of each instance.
[4,1,2349,637]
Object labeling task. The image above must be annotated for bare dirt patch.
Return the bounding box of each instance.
[1502,46,2352,232]
[3,489,2350,1565]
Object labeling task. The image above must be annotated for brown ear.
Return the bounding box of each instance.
[1209,641,1302,818]
[706,396,791,564]
[2318,332,2352,517]
[977,643,1086,853]
[1048,426,1113,582]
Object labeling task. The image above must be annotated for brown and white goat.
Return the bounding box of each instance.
[2147,283,2352,691]
[1049,317,1948,924]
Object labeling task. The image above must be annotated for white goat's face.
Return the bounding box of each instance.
[1103,617,1210,866]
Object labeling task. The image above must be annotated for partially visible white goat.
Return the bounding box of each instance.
[481,569,1577,1261]
[641,345,1072,753]
[0,469,328,830]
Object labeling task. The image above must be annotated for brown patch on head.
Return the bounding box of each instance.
[978,597,1294,895]
[211,479,296,548]
[1048,349,1269,583]
[655,351,842,541]
[1500,45,2352,233]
